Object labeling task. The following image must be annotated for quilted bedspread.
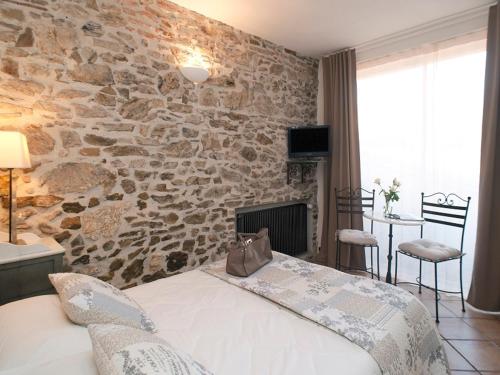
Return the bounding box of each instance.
[202,252,449,375]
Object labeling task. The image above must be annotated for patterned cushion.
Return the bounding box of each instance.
[337,229,378,246]
[398,239,462,261]
[49,273,156,332]
[88,324,213,375]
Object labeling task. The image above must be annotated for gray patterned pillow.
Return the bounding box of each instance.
[88,324,213,375]
[49,273,155,332]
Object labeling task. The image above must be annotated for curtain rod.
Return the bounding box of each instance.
[321,2,494,59]
[323,47,354,58]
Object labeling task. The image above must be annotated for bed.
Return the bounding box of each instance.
[0,268,381,375]
[1,249,450,375]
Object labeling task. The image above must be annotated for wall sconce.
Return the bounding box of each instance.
[179,49,210,84]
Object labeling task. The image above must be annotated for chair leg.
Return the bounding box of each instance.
[459,257,465,312]
[376,246,380,280]
[394,251,398,286]
[418,259,422,294]
[370,246,374,279]
[434,262,439,323]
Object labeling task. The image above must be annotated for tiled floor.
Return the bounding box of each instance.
[397,283,500,374]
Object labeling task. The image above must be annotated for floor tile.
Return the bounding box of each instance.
[464,319,500,340]
[398,283,436,300]
[444,341,475,371]
[451,340,500,371]
[419,299,456,318]
[438,318,486,340]
[440,293,462,301]
[450,372,479,374]
[441,300,500,320]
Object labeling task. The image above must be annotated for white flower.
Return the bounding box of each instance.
[393,178,401,187]
[374,178,381,185]
[390,185,397,192]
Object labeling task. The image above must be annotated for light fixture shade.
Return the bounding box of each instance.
[180,66,209,84]
[0,131,32,169]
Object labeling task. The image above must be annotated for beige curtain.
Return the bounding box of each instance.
[316,49,366,270]
[468,3,500,312]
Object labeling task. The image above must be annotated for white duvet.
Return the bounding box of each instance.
[0,269,380,375]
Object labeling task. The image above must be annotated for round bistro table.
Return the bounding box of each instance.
[363,210,425,284]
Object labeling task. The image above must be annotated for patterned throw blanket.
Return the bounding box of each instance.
[201,252,449,375]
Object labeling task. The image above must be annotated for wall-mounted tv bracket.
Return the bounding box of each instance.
[286,160,317,184]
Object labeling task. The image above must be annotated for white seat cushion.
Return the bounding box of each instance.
[337,229,378,246]
[398,239,462,261]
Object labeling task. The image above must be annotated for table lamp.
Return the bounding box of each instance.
[0,131,31,244]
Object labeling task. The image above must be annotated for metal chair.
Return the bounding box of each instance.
[395,192,471,323]
[335,187,380,280]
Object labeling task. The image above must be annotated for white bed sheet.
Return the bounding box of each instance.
[0,269,380,375]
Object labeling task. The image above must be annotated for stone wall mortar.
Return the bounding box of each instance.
[0,0,318,288]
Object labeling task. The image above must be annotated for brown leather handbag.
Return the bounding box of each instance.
[226,228,273,277]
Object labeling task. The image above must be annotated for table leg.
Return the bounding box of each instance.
[386,224,393,283]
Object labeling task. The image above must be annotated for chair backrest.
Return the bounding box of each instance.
[420,192,471,252]
[335,187,375,233]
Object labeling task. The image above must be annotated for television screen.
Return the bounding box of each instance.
[288,125,329,158]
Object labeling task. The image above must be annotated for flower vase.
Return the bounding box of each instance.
[384,199,393,217]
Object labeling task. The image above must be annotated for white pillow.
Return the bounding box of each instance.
[49,273,156,332]
[88,324,213,375]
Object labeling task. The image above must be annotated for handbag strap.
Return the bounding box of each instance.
[237,233,256,247]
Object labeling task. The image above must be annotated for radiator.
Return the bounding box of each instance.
[236,203,308,256]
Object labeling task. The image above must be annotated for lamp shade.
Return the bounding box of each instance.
[0,131,31,169]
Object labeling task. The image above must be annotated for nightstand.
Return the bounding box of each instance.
[0,232,65,305]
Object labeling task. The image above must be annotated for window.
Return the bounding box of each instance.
[357,36,486,293]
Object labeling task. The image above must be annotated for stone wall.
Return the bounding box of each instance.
[0,0,319,288]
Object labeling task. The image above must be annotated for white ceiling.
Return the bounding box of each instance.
[170,0,494,56]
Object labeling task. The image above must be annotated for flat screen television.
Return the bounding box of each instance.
[288,125,329,158]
